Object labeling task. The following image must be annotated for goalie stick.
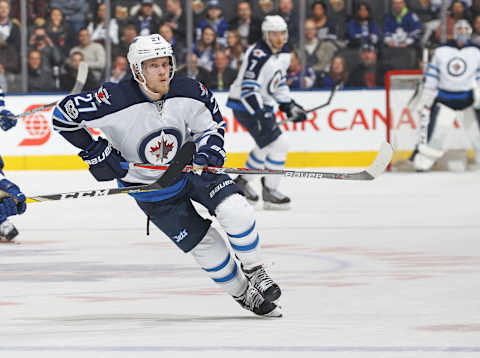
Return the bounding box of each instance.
[5,62,89,121]
[125,142,393,181]
[8,142,195,204]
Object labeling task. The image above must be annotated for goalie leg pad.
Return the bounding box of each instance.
[191,226,248,297]
[215,193,262,269]
[413,143,444,171]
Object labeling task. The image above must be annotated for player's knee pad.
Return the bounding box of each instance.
[263,134,289,166]
[215,194,255,232]
[191,226,230,270]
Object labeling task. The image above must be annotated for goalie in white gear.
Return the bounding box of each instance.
[52,34,282,317]
[227,15,307,210]
[410,19,480,171]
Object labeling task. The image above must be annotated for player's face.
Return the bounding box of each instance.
[268,31,287,50]
[142,57,171,96]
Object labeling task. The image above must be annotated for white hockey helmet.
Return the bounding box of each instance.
[453,19,472,44]
[262,15,288,49]
[127,34,176,87]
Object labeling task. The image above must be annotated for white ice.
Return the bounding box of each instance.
[1,170,480,358]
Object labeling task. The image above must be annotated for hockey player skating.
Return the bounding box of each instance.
[52,34,282,317]
[226,15,307,210]
[0,86,26,241]
[411,20,480,171]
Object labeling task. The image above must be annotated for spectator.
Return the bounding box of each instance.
[296,18,337,73]
[199,49,238,90]
[196,0,229,47]
[471,0,480,19]
[129,0,163,18]
[87,3,119,46]
[0,29,18,76]
[409,0,441,47]
[383,0,421,48]
[114,4,130,35]
[164,0,187,41]
[0,0,20,52]
[316,55,348,88]
[159,22,186,65]
[287,51,316,88]
[347,2,380,48]
[329,0,348,41]
[175,52,210,80]
[12,0,47,27]
[49,0,88,36]
[109,55,130,83]
[46,8,74,57]
[132,0,163,37]
[346,44,389,88]
[309,1,337,41]
[113,24,138,59]
[471,14,480,45]
[228,0,263,47]
[276,0,299,46]
[29,27,63,75]
[70,28,106,81]
[435,1,469,42]
[60,51,98,91]
[258,0,275,16]
[193,25,217,71]
[225,29,245,70]
[28,50,55,92]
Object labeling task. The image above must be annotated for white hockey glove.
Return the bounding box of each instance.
[472,79,480,109]
[416,87,436,113]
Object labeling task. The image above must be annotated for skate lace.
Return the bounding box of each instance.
[244,285,265,309]
[251,267,275,292]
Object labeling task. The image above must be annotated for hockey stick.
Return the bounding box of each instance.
[5,62,89,121]
[126,142,393,181]
[18,142,195,204]
[277,84,338,124]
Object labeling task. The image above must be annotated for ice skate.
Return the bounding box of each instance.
[261,177,290,210]
[233,281,282,317]
[234,176,259,203]
[243,264,281,302]
[0,219,19,242]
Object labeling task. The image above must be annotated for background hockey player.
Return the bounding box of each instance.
[0,87,27,241]
[226,15,307,210]
[52,34,282,317]
[411,19,480,171]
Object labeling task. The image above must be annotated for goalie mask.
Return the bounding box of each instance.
[261,15,288,51]
[127,34,176,95]
[453,19,472,44]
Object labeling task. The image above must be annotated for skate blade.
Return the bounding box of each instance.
[263,202,291,211]
[263,306,283,318]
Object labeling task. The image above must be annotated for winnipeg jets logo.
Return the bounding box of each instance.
[253,49,266,58]
[447,57,467,77]
[138,128,182,164]
[94,87,111,105]
[149,137,174,161]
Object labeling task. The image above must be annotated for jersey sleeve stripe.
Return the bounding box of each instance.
[428,64,439,72]
[241,81,261,88]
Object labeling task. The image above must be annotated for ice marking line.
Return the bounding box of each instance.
[269,251,351,273]
[1,346,480,352]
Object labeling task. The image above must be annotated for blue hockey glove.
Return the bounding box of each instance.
[78,137,128,181]
[279,101,307,123]
[0,179,26,222]
[0,109,17,131]
[192,144,226,175]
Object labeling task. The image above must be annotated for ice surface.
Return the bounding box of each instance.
[1,170,480,358]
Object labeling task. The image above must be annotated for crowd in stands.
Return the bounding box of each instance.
[0,0,478,92]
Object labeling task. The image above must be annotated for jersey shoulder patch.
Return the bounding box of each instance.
[167,76,212,104]
[56,79,147,123]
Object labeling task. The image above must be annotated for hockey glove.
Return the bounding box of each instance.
[192,144,226,175]
[0,109,17,131]
[279,101,307,123]
[254,109,274,132]
[78,137,128,182]
[0,179,26,221]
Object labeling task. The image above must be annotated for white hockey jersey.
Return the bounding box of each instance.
[227,40,292,114]
[52,77,225,200]
[424,42,480,96]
